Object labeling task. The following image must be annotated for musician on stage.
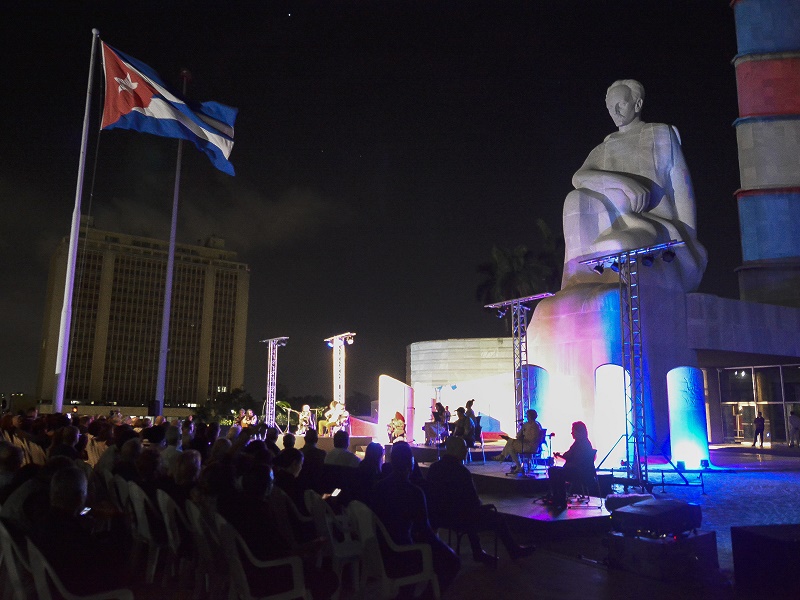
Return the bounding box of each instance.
[495,409,542,474]
[546,421,596,509]
[234,408,245,427]
[241,408,258,428]
[296,404,313,436]
[319,399,348,436]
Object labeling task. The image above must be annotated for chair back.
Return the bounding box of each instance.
[156,489,187,556]
[0,519,31,600]
[26,536,134,600]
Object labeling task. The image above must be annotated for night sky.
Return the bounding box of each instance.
[1,1,743,403]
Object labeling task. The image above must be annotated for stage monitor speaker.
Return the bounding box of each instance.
[732,524,800,594]
[611,498,702,537]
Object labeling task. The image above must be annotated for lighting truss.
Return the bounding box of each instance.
[580,240,684,488]
[485,293,554,424]
[260,336,288,428]
[324,332,356,407]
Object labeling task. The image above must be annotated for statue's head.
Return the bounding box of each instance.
[605,79,644,129]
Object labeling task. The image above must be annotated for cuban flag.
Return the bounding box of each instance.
[101,42,237,175]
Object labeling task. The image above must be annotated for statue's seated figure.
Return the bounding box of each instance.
[561,79,707,291]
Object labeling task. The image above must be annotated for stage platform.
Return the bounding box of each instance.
[413,447,613,540]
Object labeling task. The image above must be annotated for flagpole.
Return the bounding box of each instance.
[53,29,101,413]
[154,69,192,417]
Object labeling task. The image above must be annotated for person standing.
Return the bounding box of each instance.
[789,411,800,448]
[753,412,765,448]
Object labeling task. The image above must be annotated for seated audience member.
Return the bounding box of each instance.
[49,425,81,460]
[158,426,183,477]
[324,430,361,468]
[427,436,535,566]
[226,423,242,442]
[113,437,143,482]
[207,438,232,465]
[0,441,24,503]
[1,456,73,534]
[371,442,460,594]
[273,447,305,510]
[224,465,334,600]
[298,428,326,493]
[354,441,384,503]
[162,449,201,509]
[265,427,282,457]
[547,421,596,509]
[281,432,296,452]
[30,466,124,595]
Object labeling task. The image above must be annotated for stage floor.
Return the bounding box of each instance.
[416,454,612,538]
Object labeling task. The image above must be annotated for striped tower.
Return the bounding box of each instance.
[732,0,800,306]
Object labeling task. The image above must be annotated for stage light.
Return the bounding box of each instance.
[662,250,676,263]
[610,261,620,272]
[642,254,655,267]
[593,264,604,274]
[676,460,686,471]
[700,459,710,469]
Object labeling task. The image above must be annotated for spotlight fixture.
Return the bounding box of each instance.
[610,261,620,272]
[642,254,655,267]
[700,459,710,469]
[676,460,686,471]
[662,249,676,263]
[593,264,604,275]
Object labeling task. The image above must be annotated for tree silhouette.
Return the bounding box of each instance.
[476,219,564,327]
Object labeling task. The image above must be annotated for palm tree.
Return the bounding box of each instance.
[476,219,564,326]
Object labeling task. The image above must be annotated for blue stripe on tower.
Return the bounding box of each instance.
[733,0,800,56]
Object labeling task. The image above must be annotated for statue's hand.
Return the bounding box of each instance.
[608,178,650,213]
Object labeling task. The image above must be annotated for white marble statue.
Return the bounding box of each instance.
[561,79,707,290]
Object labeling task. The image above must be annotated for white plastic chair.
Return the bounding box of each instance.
[26,537,134,600]
[26,442,47,466]
[156,489,194,581]
[0,519,33,600]
[346,500,440,600]
[126,481,165,583]
[84,435,107,468]
[184,499,227,598]
[304,490,361,599]
[214,513,311,600]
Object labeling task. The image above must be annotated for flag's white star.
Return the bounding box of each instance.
[115,73,138,94]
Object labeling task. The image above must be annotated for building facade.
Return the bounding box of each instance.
[37,220,249,409]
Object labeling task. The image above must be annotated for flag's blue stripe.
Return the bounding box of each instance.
[106,110,235,176]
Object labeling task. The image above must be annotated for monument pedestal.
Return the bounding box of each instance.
[526,265,698,455]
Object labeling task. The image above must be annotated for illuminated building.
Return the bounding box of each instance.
[37,218,249,409]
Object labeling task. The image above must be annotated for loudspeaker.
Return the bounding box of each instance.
[732,524,800,594]
[607,530,718,582]
[611,498,702,537]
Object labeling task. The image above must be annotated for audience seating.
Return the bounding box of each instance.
[26,537,134,600]
[126,482,165,583]
[155,489,194,582]
[347,500,440,600]
[184,499,228,598]
[304,490,361,599]
[214,513,311,600]
[0,519,32,600]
